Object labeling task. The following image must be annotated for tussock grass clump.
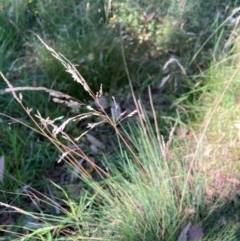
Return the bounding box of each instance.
[94,124,201,240]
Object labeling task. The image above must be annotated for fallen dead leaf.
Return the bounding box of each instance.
[188,222,204,241]
[178,222,204,241]
[90,144,98,153]
[177,222,191,241]
[0,156,5,183]
[144,12,155,22]
[70,157,96,182]
[95,95,109,109]
[86,134,104,149]
[159,74,171,88]
[176,126,189,139]
[111,102,122,120]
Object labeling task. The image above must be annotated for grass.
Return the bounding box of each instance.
[1,0,240,240]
